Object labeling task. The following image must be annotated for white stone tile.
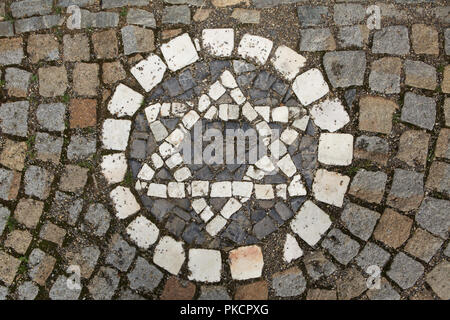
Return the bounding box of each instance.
[290,200,332,247]
[153,236,185,275]
[280,128,299,145]
[288,174,307,196]
[255,155,275,172]
[188,249,222,283]
[191,181,209,197]
[200,206,214,222]
[277,154,297,177]
[159,142,176,158]
[283,234,303,263]
[161,33,199,71]
[218,104,228,121]
[310,98,350,132]
[227,104,240,120]
[255,121,271,137]
[254,184,274,199]
[171,102,188,117]
[272,106,289,123]
[318,133,353,166]
[238,34,273,65]
[206,215,227,236]
[108,84,143,117]
[292,68,329,106]
[167,182,185,198]
[269,139,287,159]
[255,106,270,122]
[229,245,264,280]
[160,103,171,117]
[137,163,155,181]
[174,167,191,182]
[131,54,167,92]
[110,186,140,219]
[150,120,168,142]
[102,119,131,151]
[220,198,242,219]
[151,153,164,169]
[101,153,127,184]
[147,183,167,198]
[245,165,265,180]
[240,104,257,123]
[145,103,161,123]
[232,181,253,198]
[271,45,306,81]
[312,169,350,207]
[126,216,159,249]
[210,181,232,197]
[220,70,238,88]
[202,28,234,57]
[198,94,211,112]
[204,106,218,120]
[230,88,246,105]
[165,152,183,169]
[166,128,185,148]
[292,115,310,131]
[276,184,287,199]
[192,198,208,213]
[209,81,226,100]
[182,110,200,129]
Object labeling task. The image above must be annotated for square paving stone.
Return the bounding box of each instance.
[341,202,380,241]
[297,6,329,27]
[321,228,360,265]
[435,128,450,160]
[5,229,32,254]
[0,21,13,37]
[333,3,365,25]
[0,38,24,65]
[354,135,389,166]
[323,51,366,88]
[426,261,450,300]
[304,251,337,281]
[336,267,367,300]
[121,26,155,55]
[69,99,97,128]
[49,276,81,300]
[0,251,21,285]
[405,60,437,90]
[359,96,398,134]
[24,165,54,200]
[102,61,126,84]
[401,92,436,130]
[16,281,39,300]
[395,130,430,169]
[73,63,99,97]
[387,252,424,290]
[65,244,100,279]
[271,267,306,297]
[416,197,450,239]
[0,101,29,137]
[127,8,156,28]
[412,24,439,55]
[369,57,402,94]
[160,276,196,300]
[299,28,336,52]
[40,222,66,246]
[38,66,68,97]
[34,132,63,164]
[387,169,424,212]
[427,161,450,195]
[50,191,84,225]
[67,134,96,161]
[81,203,111,237]
[92,30,118,59]
[105,234,136,272]
[36,103,66,132]
[349,169,387,204]
[366,278,400,301]
[0,139,27,171]
[59,165,89,194]
[63,34,90,62]
[14,198,44,229]
[0,168,21,201]
[88,267,120,300]
[405,228,443,263]
[373,208,412,248]
[337,25,368,49]
[28,249,56,286]
[355,242,390,272]
[127,256,163,293]
[5,67,31,97]
[27,34,59,63]
[372,26,410,55]
[162,5,191,25]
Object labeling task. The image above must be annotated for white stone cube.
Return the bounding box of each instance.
[161,33,199,71]
[131,54,167,92]
[318,133,353,166]
[271,45,306,80]
[153,236,185,275]
[238,34,273,65]
[102,119,131,151]
[312,169,350,207]
[293,68,329,106]
[202,28,234,57]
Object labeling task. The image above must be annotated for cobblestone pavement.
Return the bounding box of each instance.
[0,0,449,301]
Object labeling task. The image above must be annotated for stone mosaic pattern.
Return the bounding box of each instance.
[0,0,449,300]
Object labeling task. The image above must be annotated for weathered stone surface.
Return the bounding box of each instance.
[373,209,412,248]
[15,15,63,33]
[63,34,90,62]
[80,10,119,29]
[102,0,149,9]
[405,229,443,263]
[82,203,111,237]
[405,60,437,90]
[193,9,212,22]
[0,139,27,172]
[65,244,100,279]
[416,197,450,239]
[198,286,231,300]
[387,169,424,212]
[36,103,66,132]
[356,242,390,271]
[127,9,156,28]
[17,281,39,300]
[5,67,31,97]
[401,92,436,130]
[28,249,56,286]
[0,21,13,37]
[34,132,63,164]
[162,5,191,25]
[128,257,163,293]
[369,57,402,94]
[92,30,118,59]
[234,281,268,300]
[231,9,260,24]
[59,165,88,193]
[0,168,21,201]
[359,96,398,134]
[426,161,450,195]
[396,130,430,169]
[5,229,32,254]
[412,24,439,55]
[336,268,366,300]
[0,38,24,65]
[0,101,29,137]
[366,278,400,300]
[14,199,44,229]
[338,25,368,49]
[69,99,97,128]
[443,65,450,94]
[102,61,126,84]
[341,202,380,241]
[24,165,53,200]
[307,289,337,300]
[297,6,329,27]
[387,252,424,290]
[121,26,155,55]
[426,261,450,300]
[354,135,389,165]
[88,267,120,300]
[39,66,68,97]
[299,28,336,52]
[49,276,81,300]
[0,206,10,236]
[67,134,96,160]
[372,26,410,55]
[272,267,307,297]
[436,128,450,160]
[106,234,136,272]
[10,0,52,18]
[73,63,99,97]
[323,51,365,88]
[40,222,66,246]
[304,251,337,281]
[349,170,387,204]
[321,229,360,265]
[160,276,196,300]
[446,28,450,55]
[0,251,20,285]
[27,34,59,63]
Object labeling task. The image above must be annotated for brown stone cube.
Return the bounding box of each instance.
[40,222,66,246]
[395,130,430,169]
[14,198,44,229]
[69,98,97,128]
[411,24,439,55]
[59,165,89,193]
[63,34,90,62]
[73,63,99,97]
[102,61,126,84]
[27,34,59,63]
[38,66,68,97]
[160,276,196,300]
[359,96,398,134]
[373,209,412,248]
[92,30,118,59]
[0,139,27,171]
[0,251,21,285]
[234,281,268,300]
[5,229,33,254]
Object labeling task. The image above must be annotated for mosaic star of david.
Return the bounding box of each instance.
[100,30,354,282]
